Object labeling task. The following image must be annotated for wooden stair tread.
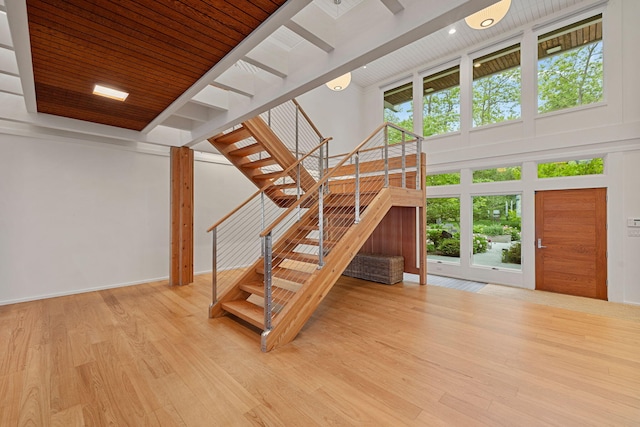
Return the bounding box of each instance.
[213,127,251,145]
[256,266,311,284]
[221,300,264,329]
[300,224,351,232]
[239,282,296,305]
[229,143,265,158]
[241,157,277,169]
[253,170,285,181]
[286,237,337,248]
[276,251,319,264]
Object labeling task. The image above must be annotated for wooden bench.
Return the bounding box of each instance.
[342,253,404,285]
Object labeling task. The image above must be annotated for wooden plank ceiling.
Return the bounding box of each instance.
[26,0,286,131]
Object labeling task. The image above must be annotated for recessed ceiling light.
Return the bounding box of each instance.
[474,62,482,68]
[93,84,129,101]
[448,28,456,35]
[546,46,562,54]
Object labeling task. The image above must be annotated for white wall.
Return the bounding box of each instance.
[297,83,367,155]
[621,149,640,303]
[0,134,254,305]
[356,0,640,304]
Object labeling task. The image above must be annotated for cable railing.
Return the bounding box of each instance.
[207,137,331,315]
[258,123,423,340]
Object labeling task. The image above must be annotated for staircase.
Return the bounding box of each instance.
[208,102,321,208]
[207,101,425,351]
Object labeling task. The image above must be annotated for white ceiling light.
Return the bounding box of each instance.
[465,0,511,30]
[326,72,351,91]
[93,84,129,101]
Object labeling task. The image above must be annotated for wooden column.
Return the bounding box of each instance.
[170,147,194,286]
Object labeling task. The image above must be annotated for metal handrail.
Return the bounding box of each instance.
[260,122,398,238]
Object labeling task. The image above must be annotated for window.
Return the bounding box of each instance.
[538,157,604,178]
[426,172,461,186]
[473,44,521,127]
[538,15,603,114]
[423,66,460,136]
[472,195,522,270]
[384,82,413,143]
[473,166,521,183]
[427,197,460,262]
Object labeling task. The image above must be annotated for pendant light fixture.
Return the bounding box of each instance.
[465,0,511,30]
[326,72,352,91]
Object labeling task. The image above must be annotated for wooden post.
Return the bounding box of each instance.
[170,147,194,286]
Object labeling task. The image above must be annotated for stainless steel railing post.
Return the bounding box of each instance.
[384,126,389,188]
[401,131,406,188]
[263,232,273,330]
[209,228,217,318]
[355,153,360,224]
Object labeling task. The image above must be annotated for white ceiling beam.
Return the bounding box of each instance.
[213,67,255,97]
[187,0,497,146]
[284,3,336,53]
[140,0,313,134]
[4,0,35,112]
[243,40,289,79]
[0,47,18,75]
[0,11,12,50]
[172,102,213,123]
[380,0,405,14]
[191,85,229,111]
[0,73,22,95]
[284,21,334,53]
[162,116,195,131]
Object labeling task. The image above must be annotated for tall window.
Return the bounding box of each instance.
[538,15,603,113]
[427,197,460,263]
[384,82,413,143]
[423,66,460,136]
[473,44,521,127]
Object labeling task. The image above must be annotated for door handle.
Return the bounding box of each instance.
[537,238,547,249]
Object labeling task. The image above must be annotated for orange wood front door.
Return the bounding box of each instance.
[535,188,607,300]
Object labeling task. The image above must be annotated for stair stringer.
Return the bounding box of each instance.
[241,117,317,192]
[263,187,397,352]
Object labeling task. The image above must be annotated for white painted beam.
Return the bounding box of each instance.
[243,40,289,79]
[4,0,36,112]
[0,73,22,95]
[0,11,12,50]
[380,0,405,14]
[213,67,255,97]
[172,102,213,123]
[162,115,195,131]
[284,21,334,53]
[286,2,335,53]
[0,47,18,75]
[191,85,229,111]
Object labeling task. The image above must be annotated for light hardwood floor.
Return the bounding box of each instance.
[1,274,640,426]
